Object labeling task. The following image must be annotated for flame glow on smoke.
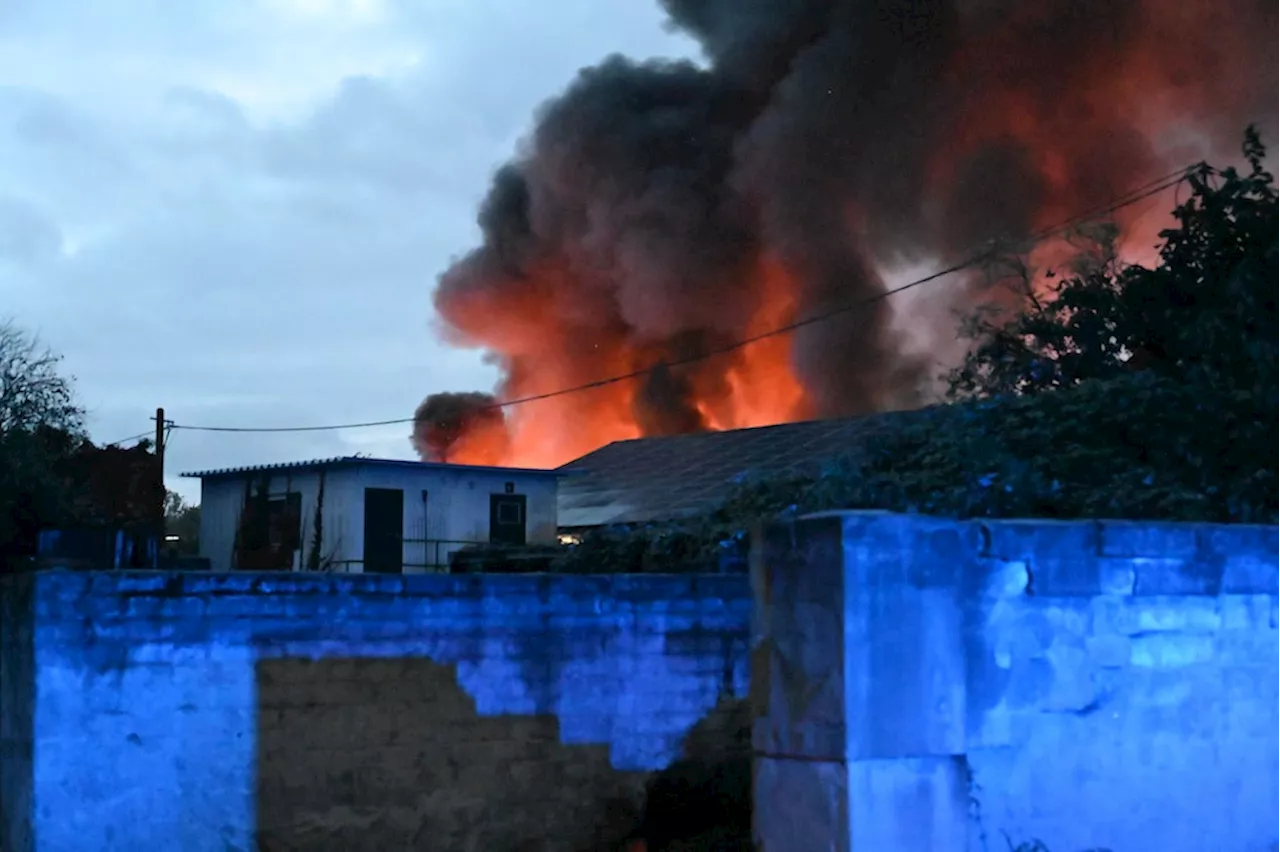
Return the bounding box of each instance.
[414,0,1277,468]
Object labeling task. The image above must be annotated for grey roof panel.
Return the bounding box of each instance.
[555,409,932,527]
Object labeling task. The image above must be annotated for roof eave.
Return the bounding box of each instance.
[180,456,568,479]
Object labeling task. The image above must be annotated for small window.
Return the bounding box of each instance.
[497,500,523,525]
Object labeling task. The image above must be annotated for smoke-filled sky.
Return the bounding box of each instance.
[2,0,1275,502]
[0,0,697,502]
[425,0,1276,468]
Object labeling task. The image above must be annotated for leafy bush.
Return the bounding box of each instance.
[555,523,746,574]
[722,370,1276,525]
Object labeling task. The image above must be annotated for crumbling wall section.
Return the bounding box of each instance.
[7,571,750,852]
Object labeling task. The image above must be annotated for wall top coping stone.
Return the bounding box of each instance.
[12,569,752,601]
[785,512,1279,597]
[795,511,1277,553]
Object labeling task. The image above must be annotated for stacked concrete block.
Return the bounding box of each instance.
[753,512,1279,852]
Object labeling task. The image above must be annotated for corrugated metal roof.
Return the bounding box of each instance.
[555,408,935,527]
[180,455,566,479]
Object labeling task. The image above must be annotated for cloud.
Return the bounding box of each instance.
[0,196,62,265]
[0,0,696,501]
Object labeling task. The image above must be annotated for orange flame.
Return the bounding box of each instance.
[444,255,811,468]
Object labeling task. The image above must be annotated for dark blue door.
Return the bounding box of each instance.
[363,487,403,574]
[489,494,527,546]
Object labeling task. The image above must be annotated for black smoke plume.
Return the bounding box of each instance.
[411,392,506,463]
[426,0,1277,464]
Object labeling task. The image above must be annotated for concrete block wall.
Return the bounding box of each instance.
[0,571,751,852]
[753,511,1279,852]
[0,574,35,852]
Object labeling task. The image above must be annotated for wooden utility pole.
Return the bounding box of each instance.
[154,407,166,554]
[154,407,165,479]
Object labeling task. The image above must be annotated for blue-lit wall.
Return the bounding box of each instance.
[752,513,1280,852]
[6,513,1277,852]
[0,572,35,851]
[0,572,751,852]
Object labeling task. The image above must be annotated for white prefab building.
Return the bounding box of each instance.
[180,456,563,574]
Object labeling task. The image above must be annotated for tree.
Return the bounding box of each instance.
[948,127,1277,401]
[0,320,84,435]
[0,320,86,567]
[164,490,201,556]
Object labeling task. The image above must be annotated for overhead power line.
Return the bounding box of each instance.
[102,431,154,448]
[168,163,1202,436]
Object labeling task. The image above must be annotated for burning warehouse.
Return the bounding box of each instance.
[415,0,1276,472]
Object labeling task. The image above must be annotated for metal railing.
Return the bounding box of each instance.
[401,538,564,573]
